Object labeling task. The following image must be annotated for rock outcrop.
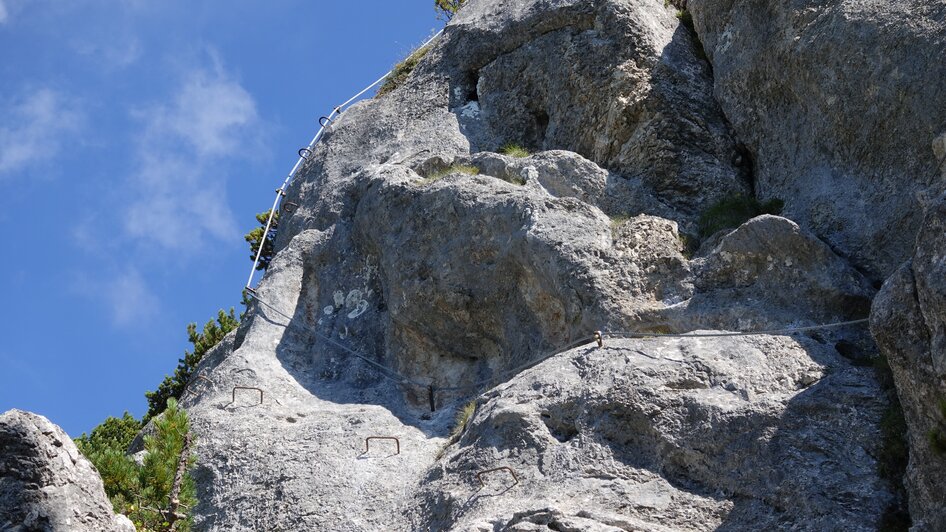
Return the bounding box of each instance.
[7,0,945,528]
[175,1,897,529]
[410,335,891,531]
[0,410,135,532]
[871,190,946,531]
[689,0,946,279]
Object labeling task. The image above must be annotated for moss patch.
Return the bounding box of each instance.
[873,355,912,531]
[697,195,784,239]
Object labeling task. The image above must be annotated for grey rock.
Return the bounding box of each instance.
[0,410,135,532]
[689,0,946,278]
[166,0,903,529]
[278,0,749,248]
[408,336,892,531]
[677,215,875,333]
[871,193,946,531]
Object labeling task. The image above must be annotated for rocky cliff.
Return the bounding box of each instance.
[176,0,941,529]
[3,0,945,530]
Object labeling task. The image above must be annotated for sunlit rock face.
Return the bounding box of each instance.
[0,410,136,532]
[151,0,946,529]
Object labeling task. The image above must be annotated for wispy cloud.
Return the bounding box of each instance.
[71,268,159,327]
[0,89,83,175]
[0,2,7,24]
[103,269,158,326]
[72,37,142,69]
[123,63,260,253]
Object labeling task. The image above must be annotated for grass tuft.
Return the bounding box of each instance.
[421,164,479,184]
[377,44,433,97]
[450,400,477,441]
[500,144,531,158]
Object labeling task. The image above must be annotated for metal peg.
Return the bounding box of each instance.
[231,386,264,406]
[364,436,400,455]
[476,466,519,488]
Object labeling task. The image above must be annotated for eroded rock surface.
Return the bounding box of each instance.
[872,192,946,531]
[689,0,946,278]
[409,336,891,532]
[172,0,909,529]
[0,410,135,532]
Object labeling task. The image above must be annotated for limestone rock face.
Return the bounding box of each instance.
[172,0,904,529]
[689,0,946,278]
[0,410,135,532]
[871,193,946,531]
[409,336,891,532]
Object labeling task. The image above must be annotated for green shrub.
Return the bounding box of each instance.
[77,400,196,531]
[435,0,468,21]
[500,144,530,158]
[76,412,142,456]
[377,45,432,97]
[244,210,279,271]
[697,195,784,238]
[421,164,480,184]
[144,309,240,423]
[75,412,143,511]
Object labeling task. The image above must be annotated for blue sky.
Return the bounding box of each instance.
[0,1,441,436]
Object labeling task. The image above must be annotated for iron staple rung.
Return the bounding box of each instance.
[364,436,400,455]
[232,386,264,406]
[476,466,519,488]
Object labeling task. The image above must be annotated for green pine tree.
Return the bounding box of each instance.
[77,401,196,531]
[144,309,239,423]
[435,0,467,20]
[244,210,279,271]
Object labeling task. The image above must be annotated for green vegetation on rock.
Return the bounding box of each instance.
[435,0,468,21]
[144,309,240,423]
[698,194,784,238]
[500,144,531,158]
[928,399,946,456]
[450,400,477,441]
[244,209,279,271]
[377,45,433,97]
[78,400,196,532]
[422,163,480,184]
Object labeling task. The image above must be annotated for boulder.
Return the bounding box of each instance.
[0,410,135,532]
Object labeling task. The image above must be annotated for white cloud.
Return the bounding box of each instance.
[73,37,142,68]
[123,65,259,253]
[71,268,158,327]
[0,1,8,24]
[102,269,158,326]
[156,71,258,157]
[0,89,83,175]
